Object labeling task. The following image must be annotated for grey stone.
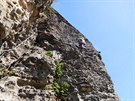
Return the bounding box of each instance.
[0,0,120,101]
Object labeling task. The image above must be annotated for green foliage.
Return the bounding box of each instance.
[9,70,17,76]
[54,81,60,94]
[46,51,53,58]
[0,68,5,74]
[55,60,64,68]
[62,82,70,91]
[45,84,53,90]
[61,82,70,96]
[54,81,70,100]
[0,66,17,76]
[54,60,64,77]
[50,69,55,75]
[57,67,63,77]
[0,67,8,76]
[53,61,70,100]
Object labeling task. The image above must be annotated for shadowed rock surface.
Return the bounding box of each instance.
[0,0,120,101]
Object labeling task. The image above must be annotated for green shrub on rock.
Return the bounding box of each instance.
[46,51,53,58]
[53,60,70,100]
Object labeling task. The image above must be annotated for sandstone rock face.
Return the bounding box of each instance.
[0,0,120,101]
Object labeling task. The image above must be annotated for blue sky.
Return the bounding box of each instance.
[52,0,135,101]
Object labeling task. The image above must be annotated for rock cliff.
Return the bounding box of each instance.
[0,0,120,101]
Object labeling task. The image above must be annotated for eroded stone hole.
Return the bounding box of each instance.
[13,1,17,5]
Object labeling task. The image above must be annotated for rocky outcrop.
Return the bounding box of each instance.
[0,0,120,101]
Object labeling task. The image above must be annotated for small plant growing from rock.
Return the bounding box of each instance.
[61,82,70,96]
[46,51,53,58]
[9,70,17,76]
[45,84,53,90]
[54,60,64,77]
[0,68,5,75]
[54,81,70,100]
[0,67,8,78]
[53,60,70,100]
[54,81,60,95]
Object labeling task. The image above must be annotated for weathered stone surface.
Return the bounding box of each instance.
[0,0,120,101]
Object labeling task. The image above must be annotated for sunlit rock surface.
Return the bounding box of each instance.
[0,0,120,101]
